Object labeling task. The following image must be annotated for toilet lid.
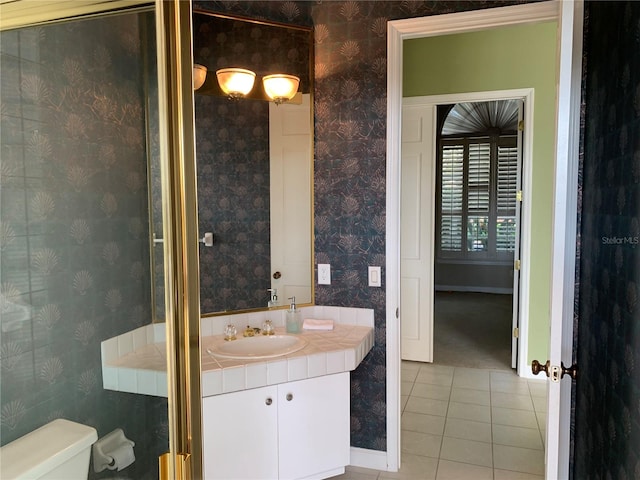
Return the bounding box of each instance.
[0,419,97,479]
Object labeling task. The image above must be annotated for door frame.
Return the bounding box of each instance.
[386,0,582,474]
[401,89,533,372]
[156,1,203,477]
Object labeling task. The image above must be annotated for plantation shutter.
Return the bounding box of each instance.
[467,142,491,252]
[467,143,491,213]
[440,144,463,251]
[496,143,518,252]
[436,100,521,262]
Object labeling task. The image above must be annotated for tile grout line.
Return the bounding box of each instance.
[436,365,455,479]
[391,363,547,480]
[530,380,548,450]
[489,377,496,480]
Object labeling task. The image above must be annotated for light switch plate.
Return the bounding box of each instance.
[318,264,331,285]
[368,266,381,287]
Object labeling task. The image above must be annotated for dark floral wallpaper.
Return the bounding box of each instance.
[193,12,312,95]
[196,0,527,451]
[192,11,311,312]
[0,12,166,479]
[573,2,640,478]
[4,1,635,474]
[195,94,272,313]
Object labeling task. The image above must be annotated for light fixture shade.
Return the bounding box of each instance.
[262,74,300,104]
[216,68,256,98]
[193,64,207,90]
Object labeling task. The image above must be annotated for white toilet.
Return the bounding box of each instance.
[0,418,97,479]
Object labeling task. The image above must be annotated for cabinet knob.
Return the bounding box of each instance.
[265,397,273,406]
[286,393,293,401]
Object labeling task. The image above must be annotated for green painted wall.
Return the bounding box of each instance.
[403,21,558,365]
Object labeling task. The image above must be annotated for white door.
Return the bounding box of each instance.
[542,1,584,477]
[400,104,436,362]
[269,94,312,305]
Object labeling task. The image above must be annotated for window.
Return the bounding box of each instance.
[438,135,519,261]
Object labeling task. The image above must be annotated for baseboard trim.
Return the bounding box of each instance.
[519,365,541,380]
[435,285,513,294]
[349,447,390,471]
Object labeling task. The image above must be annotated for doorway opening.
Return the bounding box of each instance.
[433,99,523,371]
[400,92,532,373]
[386,3,583,476]
[397,93,541,476]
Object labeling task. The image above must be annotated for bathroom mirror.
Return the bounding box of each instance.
[151,11,314,318]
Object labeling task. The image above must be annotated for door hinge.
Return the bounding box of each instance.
[514,259,521,271]
[513,327,519,338]
[518,120,524,131]
[516,190,523,202]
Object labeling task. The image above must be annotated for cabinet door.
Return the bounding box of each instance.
[278,373,350,480]
[203,386,278,480]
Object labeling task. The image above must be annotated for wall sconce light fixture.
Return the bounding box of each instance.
[216,68,256,98]
[262,74,300,104]
[193,64,207,90]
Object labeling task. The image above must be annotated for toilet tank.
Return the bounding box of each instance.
[0,418,98,480]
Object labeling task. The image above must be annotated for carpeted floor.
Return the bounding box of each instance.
[433,291,513,370]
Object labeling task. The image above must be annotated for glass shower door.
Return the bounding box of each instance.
[0,2,202,479]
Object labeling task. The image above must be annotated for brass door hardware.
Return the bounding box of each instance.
[532,360,578,381]
[561,362,578,380]
[531,359,550,376]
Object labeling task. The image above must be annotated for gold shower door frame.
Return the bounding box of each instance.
[0,1,203,478]
[156,1,203,478]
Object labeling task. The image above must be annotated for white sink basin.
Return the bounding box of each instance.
[207,334,308,360]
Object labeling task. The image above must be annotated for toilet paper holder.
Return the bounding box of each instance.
[92,428,135,473]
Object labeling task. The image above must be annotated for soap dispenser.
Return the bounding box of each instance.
[286,296,302,333]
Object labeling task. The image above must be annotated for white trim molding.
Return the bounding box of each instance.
[349,447,389,472]
[389,1,559,40]
[386,1,564,473]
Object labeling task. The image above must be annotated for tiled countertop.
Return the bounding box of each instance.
[101,306,375,398]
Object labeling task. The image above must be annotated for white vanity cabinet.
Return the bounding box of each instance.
[203,383,279,480]
[203,372,350,480]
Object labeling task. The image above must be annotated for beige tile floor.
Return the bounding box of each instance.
[336,362,548,480]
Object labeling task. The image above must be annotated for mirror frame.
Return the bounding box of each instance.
[151,9,315,320]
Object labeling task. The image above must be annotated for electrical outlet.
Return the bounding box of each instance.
[318,264,331,285]
[368,266,381,287]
